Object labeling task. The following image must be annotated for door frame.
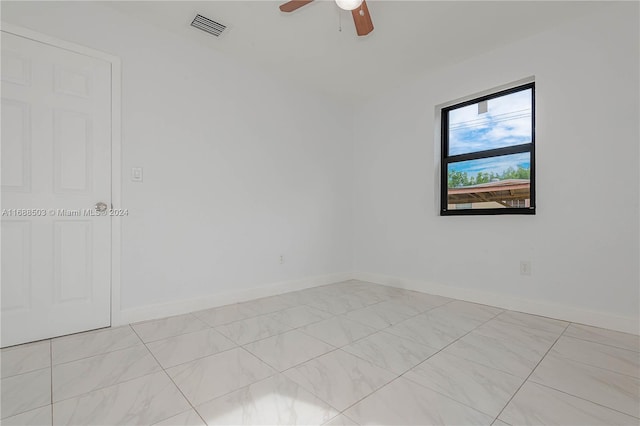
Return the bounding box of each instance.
[1,22,124,328]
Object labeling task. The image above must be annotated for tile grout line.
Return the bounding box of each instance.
[565,322,640,343]
[146,287,444,354]
[213,292,410,348]
[299,298,386,318]
[165,346,287,416]
[560,333,640,354]
[208,294,482,417]
[130,312,211,342]
[491,315,569,336]
[322,411,361,426]
[45,325,122,346]
[337,412,360,426]
[202,329,395,417]
[274,347,368,415]
[49,341,143,368]
[392,309,506,412]
[163,339,363,420]
[1,364,52,381]
[1,361,55,421]
[545,346,640,381]
[278,299,455,374]
[333,307,506,419]
[491,321,572,423]
[334,332,439,378]
[2,337,96,380]
[140,307,341,372]
[129,324,209,426]
[525,321,640,420]
[135,325,213,345]
[49,324,142,367]
[152,344,241,371]
[559,333,640,354]
[239,332,337,372]
[398,306,504,372]
[51,358,166,404]
[257,299,383,368]
[214,320,295,347]
[135,297,493,365]
[528,378,640,420]
[49,325,162,404]
[191,296,307,329]
[43,306,341,379]
[46,329,175,403]
[291,295,416,342]
[400,311,561,380]
[52,370,163,405]
[332,299,452,339]
[0,336,54,351]
[51,343,144,368]
[201,286,449,348]
[248,306,371,346]
[132,300,353,419]
[130,311,205,327]
[295,289,422,420]
[296,319,378,349]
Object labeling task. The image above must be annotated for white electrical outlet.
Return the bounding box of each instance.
[520,261,532,276]
[279,255,285,264]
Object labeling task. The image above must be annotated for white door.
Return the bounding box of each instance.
[1,31,112,347]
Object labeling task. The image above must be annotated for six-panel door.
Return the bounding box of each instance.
[1,31,112,347]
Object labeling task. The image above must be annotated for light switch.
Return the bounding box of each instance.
[131,167,143,182]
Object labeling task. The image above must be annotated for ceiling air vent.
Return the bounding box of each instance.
[191,14,227,37]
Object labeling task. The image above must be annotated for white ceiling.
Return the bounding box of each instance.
[106,1,605,103]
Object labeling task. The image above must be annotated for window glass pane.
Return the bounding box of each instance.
[448,88,532,156]
[447,153,531,210]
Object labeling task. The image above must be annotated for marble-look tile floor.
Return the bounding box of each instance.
[1,280,639,425]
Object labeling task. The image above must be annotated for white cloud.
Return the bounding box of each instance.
[447,89,532,155]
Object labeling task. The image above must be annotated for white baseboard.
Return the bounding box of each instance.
[117,271,354,325]
[353,271,640,336]
[117,269,638,336]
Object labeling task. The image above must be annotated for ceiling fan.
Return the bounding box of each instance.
[279,0,374,37]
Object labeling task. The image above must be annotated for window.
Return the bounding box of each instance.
[441,82,535,215]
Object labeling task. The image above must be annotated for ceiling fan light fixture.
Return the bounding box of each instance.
[335,0,363,11]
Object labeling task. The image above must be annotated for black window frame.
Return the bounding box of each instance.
[440,82,536,216]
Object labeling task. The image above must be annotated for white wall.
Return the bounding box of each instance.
[2,2,355,318]
[352,4,640,333]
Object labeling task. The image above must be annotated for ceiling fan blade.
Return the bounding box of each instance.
[279,0,314,13]
[351,0,374,36]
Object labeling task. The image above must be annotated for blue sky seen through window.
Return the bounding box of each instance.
[448,89,532,173]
